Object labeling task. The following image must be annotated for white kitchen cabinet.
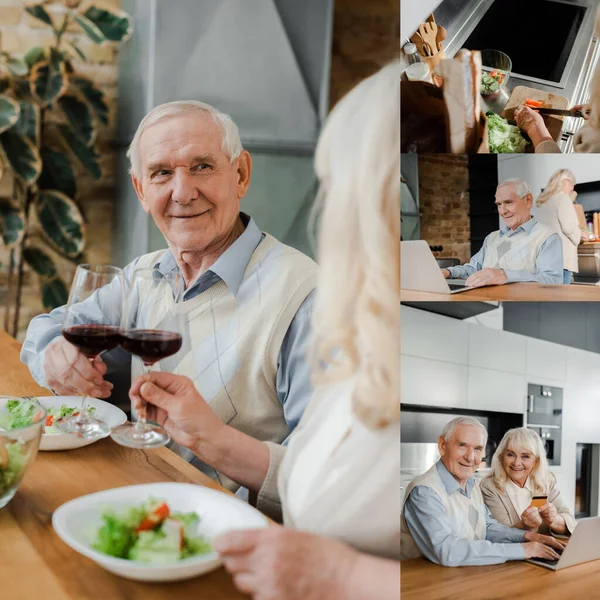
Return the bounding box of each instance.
[401,307,469,365]
[401,355,468,408]
[467,366,526,413]
[526,338,567,382]
[468,325,526,374]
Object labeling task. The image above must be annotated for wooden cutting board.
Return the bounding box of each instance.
[502,85,569,142]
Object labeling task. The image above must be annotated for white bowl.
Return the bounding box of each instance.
[37,396,127,451]
[52,482,268,582]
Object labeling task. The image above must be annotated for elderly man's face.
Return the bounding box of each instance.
[495,184,533,232]
[439,425,485,487]
[132,113,251,253]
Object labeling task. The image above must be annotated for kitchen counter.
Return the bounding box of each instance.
[401,282,600,301]
[402,556,600,599]
[434,0,600,151]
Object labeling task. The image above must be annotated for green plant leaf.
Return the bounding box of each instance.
[29,59,69,106]
[38,148,76,199]
[58,124,101,179]
[24,46,46,70]
[25,4,53,28]
[72,13,105,44]
[12,101,40,146]
[23,245,57,278]
[0,129,41,184]
[82,6,133,42]
[58,93,94,145]
[71,77,108,125]
[3,57,28,77]
[0,95,19,134]
[41,277,69,310]
[0,200,24,247]
[66,41,86,61]
[36,189,85,258]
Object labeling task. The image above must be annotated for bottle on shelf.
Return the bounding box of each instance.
[403,43,432,84]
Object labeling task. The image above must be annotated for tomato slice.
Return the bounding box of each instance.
[45,415,54,427]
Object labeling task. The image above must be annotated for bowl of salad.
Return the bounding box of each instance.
[52,482,269,582]
[0,396,46,509]
[480,49,512,99]
[1,396,127,451]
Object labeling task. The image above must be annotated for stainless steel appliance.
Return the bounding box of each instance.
[574,242,600,285]
[526,383,563,466]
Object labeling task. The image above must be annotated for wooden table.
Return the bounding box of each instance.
[401,282,600,301]
[402,557,600,599]
[0,330,248,600]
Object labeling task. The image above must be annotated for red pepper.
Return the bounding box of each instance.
[135,502,171,532]
[45,415,54,427]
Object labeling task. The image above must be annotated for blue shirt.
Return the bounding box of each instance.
[404,461,526,566]
[20,214,313,434]
[447,218,563,284]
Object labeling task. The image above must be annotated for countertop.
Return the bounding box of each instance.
[433,0,600,151]
[401,557,600,599]
[401,281,600,301]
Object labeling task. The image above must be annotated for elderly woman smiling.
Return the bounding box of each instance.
[480,428,575,536]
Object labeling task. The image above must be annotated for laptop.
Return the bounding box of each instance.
[527,516,600,570]
[401,240,471,294]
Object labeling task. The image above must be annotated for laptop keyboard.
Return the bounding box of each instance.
[532,558,559,566]
[448,284,467,291]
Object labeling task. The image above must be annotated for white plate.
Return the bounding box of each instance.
[52,482,269,582]
[37,396,127,451]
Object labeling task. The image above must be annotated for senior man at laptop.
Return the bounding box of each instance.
[441,179,563,288]
[401,417,565,566]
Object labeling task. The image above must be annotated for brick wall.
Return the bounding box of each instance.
[330,0,399,108]
[0,0,121,339]
[418,155,472,264]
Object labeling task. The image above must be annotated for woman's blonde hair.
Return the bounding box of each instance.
[310,61,400,430]
[486,427,551,493]
[536,169,576,207]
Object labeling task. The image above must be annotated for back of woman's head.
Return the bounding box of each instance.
[536,169,576,207]
[311,62,400,429]
[488,427,551,493]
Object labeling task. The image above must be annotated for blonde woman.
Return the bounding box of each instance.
[534,169,583,284]
[480,428,575,536]
[128,62,400,600]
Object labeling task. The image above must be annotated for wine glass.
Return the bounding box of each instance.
[110,269,186,449]
[57,264,124,439]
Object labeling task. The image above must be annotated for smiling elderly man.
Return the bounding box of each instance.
[21,101,317,489]
[441,178,563,288]
[400,417,565,566]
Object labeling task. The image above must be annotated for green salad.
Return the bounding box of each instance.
[486,111,529,153]
[0,441,29,497]
[0,399,96,435]
[93,498,212,563]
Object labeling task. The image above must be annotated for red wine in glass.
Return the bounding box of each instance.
[63,324,123,358]
[120,330,182,365]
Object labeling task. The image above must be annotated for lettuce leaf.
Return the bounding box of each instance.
[486,111,529,154]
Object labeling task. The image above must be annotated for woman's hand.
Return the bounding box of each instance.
[539,502,567,533]
[520,506,543,530]
[129,372,225,452]
[214,526,357,600]
[570,104,591,119]
[514,106,553,147]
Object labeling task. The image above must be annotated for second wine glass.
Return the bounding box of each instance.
[110,269,186,448]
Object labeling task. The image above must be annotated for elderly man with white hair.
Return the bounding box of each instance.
[401,417,565,566]
[21,100,317,489]
[441,178,563,287]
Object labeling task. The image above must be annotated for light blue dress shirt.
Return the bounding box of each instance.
[447,218,563,284]
[20,214,313,434]
[404,461,527,566]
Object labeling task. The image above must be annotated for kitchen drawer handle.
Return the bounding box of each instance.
[578,253,600,257]
[527,423,560,429]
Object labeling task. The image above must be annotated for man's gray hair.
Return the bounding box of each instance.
[441,417,488,444]
[127,100,243,177]
[498,178,532,199]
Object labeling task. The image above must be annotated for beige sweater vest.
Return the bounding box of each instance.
[482,222,555,274]
[400,464,487,560]
[132,233,317,489]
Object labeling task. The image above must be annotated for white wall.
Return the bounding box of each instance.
[402,306,600,516]
[497,154,600,198]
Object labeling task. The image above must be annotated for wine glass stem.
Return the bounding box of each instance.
[135,362,152,429]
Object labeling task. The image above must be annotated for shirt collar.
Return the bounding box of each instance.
[436,460,476,498]
[155,213,263,297]
[499,217,537,237]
